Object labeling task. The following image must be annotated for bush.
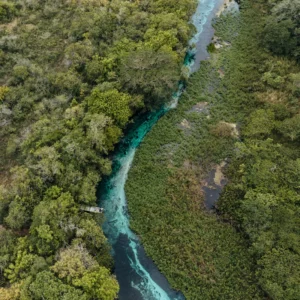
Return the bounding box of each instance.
[0,2,16,23]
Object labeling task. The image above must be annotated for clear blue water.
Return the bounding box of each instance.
[99,1,224,299]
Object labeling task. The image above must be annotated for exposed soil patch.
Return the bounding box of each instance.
[188,101,209,114]
[218,69,225,78]
[224,122,239,138]
[256,90,288,105]
[178,118,191,130]
[211,121,239,138]
[212,36,232,49]
[202,161,228,209]
[0,19,18,33]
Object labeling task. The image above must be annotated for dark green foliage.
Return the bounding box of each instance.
[262,0,300,60]
[263,19,297,56]
[0,229,16,285]
[0,1,17,23]
[277,114,300,141]
[257,249,300,299]
[216,2,300,300]
[86,89,132,127]
[1,0,299,298]
[28,271,88,300]
[207,43,216,53]
[119,49,180,108]
[0,0,197,297]
[243,109,275,137]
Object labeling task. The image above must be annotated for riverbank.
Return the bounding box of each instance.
[125,1,266,299]
[216,0,239,17]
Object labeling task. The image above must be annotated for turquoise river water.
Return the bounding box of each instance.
[98,0,224,299]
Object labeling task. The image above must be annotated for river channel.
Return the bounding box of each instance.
[98,1,224,299]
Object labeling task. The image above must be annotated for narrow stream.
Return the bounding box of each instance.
[98,1,224,299]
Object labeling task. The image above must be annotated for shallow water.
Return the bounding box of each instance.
[98,1,224,299]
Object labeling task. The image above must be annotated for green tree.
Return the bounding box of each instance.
[65,40,94,70]
[0,282,20,300]
[28,271,87,300]
[263,19,297,56]
[144,29,179,53]
[263,0,300,59]
[49,71,82,94]
[29,146,64,182]
[4,250,37,283]
[51,244,118,299]
[0,229,16,284]
[86,55,116,83]
[244,109,275,137]
[239,190,277,253]
[288,73,300,97]
[12,65,29,83]
[0,86,9,102]
[86,89,132,127]
[119,48,180,107]
[76,218,112,267]
[258,248,300,300]
[148,12,191,46]
[0,2,17,22]
[0,185,10,223]
[30,188,78,255]
[73,266,119,300]
[4,200,30,230]
[278,114,300,141]
[84,113,122,153]
[51,244,97,283]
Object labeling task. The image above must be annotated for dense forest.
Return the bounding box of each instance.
[0,0,197,298]
[126,0,300,299]
[1,0,299,299]
[219,0,300,298]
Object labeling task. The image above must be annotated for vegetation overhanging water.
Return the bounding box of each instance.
[99,0,224,299]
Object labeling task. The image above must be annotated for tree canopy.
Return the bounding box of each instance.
[0,0,197,297]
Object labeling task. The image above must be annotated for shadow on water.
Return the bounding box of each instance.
[98,0,226,299]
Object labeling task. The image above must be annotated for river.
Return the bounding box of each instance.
[98,0,224,299]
